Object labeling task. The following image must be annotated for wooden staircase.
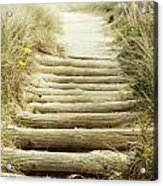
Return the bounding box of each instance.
[2,12,140,178]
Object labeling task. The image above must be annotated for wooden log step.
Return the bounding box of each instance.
[25,92,133,103]
[25,87,132,96]
[34,54,120,68]
[66,48,120,55]
[2,148,129,175]
[60,49,118,60]
[36,65,122,76]
[37,74,128,83]
[17,112,138,128]
[66,49,119,60]
[27,100,136,113]
[30,82,130,91]
[7,126,140,150]
[67,55,117,60]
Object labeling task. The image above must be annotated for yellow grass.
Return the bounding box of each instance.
[1,5,62,124]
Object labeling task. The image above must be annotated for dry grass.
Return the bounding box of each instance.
[111,2,156,113]
[1,5,63,173]
[1,2,157,179]
[111,2,157,180]
[1,5,62,126]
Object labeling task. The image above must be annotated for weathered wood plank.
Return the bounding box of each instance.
[7,126,140,150]
[2,148,130,174]
[25,87,132,96]
[36,65,122,76]
[25,92,133,103]
[17,112,138,128]
[67,52,118,60]
[33,54,120,68]
[28,100,136,113]
[34,74,128,83]
[30,81,130,91]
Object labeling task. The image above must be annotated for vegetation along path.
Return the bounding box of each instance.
[3,12,140,178]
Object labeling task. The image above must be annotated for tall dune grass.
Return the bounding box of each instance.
[110,2,157,180]
[109,2,157,180]
[1,5,61,123]
[111,2,157,114]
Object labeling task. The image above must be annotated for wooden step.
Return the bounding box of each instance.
[36,65,122,76]
[67,55,117,60]
[64,48,119,60]
[27,100,136,113]
[35,74,128,83]
[63,43,120,50]
[2,148,129,175]
[7,126,141,150]
[65,48,119,55]
[33,54,120,68]
[30,82,130,91]
[25,87,132,96]
[66,48,118,60]
[17,112,138,128]
[26,92,133,103]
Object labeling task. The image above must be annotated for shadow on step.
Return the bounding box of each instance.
[24,171,109,179]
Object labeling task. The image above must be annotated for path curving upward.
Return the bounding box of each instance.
[58,12,118,59]
[2,12,139,178]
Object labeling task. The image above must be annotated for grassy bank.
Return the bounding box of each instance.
[1,5,61,124]
[111,2,156,113]
[70,1,157,180]
[111,3,157,179]
[112,3,157,179]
